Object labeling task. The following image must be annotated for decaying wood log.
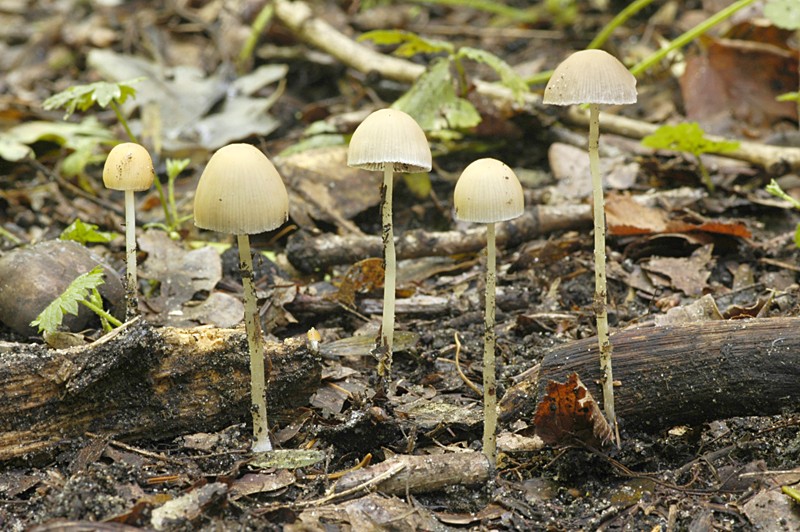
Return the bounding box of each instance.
[287,204,592,272]
[0,320,320,462]
[501,317,800,433]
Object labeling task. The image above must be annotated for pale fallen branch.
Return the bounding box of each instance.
[567,107,800,174]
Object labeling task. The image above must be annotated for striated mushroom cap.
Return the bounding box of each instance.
[454,158,524,224]
[194,143,289,235]
[543,49,637,106]
[347,108,432,173]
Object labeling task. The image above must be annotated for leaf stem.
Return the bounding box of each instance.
[79,299,122,328]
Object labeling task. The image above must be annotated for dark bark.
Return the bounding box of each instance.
[0,320,321,462]
[501,318,800,433]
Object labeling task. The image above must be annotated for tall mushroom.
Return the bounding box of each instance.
[543,49,637,445]
[193,143,289,453]
[347,108,431,378]
[453,158,524,466]
[102,142,155,320]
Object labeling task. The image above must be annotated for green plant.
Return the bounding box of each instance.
[60,219,120,245]
[146,157,193,236]
[765,179,800,247]
[641,122,740,192]
[526,0,759,86]
[359,30,527,135]
[43,78,175,228]
[31,265,122,335]
[764,0,800,127]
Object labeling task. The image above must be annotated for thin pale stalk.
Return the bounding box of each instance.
[124,190,138,320]
[378,164,396,377]
[238,234,272,452]
[588,104,619,446]
[482,222,497,465]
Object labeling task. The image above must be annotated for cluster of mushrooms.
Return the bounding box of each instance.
[102,49,636,462]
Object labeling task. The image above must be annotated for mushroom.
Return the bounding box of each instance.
[193,143,289,453]
[347,108,431,378]
[453,158,524,466]
[543,49,637,445]
[102,142,155,319]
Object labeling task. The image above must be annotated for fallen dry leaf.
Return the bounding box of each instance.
[533,372,613,448]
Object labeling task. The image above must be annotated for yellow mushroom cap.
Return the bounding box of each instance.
[347,108,432,173]
[102,142,155,191]
[193,143,289,235]
[543,49,637,106]
[453,158,524,223]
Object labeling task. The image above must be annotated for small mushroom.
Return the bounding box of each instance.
[347,108,431,378]
[543,49,637,445]
[194,143,289,453]
[102,142,155,319]
[453,158,524,466]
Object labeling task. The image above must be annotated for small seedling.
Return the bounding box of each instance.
[765,179,800,247]
[31,265,122,335]
[641,122,740,192]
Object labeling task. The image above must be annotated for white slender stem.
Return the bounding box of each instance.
[589,103,619,446]
[483,222,497,465]
[124,190,138,320]
[378,164,396,377]
[238,234,272,452]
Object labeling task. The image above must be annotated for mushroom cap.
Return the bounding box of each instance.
[194,143,289,235]
[347,108,432,173]
[102,142,155,191]
[453,158,524,223]
[543,49,637,106]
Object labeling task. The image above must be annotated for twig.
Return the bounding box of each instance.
[566,107,800,174]
[454,332,482,397]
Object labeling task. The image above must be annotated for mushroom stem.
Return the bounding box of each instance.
[124,189,138,320]
[482,221,498,465]
[588,103,619,446]
[238,233,272,452]
[378,163,396,377]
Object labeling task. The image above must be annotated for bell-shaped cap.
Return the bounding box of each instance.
[103,142,155,191]
[194,143,289,235]
[453,158,524,223]
[347,108,432,173]
[543,49,637,106]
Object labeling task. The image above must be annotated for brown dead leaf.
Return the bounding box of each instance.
[643,244,714,296]
[680,36,798,136]
[533,372,613,448]
[336,258,385,307]
[607,194,751,238]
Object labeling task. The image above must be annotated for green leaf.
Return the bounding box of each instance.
[394,59,481,131]
[794,223,800,248]
[43,78,145,119]
[60,219,120,245]
[358,29,453,56]
[457,47,528,103]
[166,158,191,181]
[0,117,114,162]
[766,179,800,210]
[403,172,432,199]
[764,0,800,30]
[777,91,800,103]
[30,266,107,335]
[641,122,740,157]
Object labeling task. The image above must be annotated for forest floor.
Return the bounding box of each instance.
[1,0,800,530]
